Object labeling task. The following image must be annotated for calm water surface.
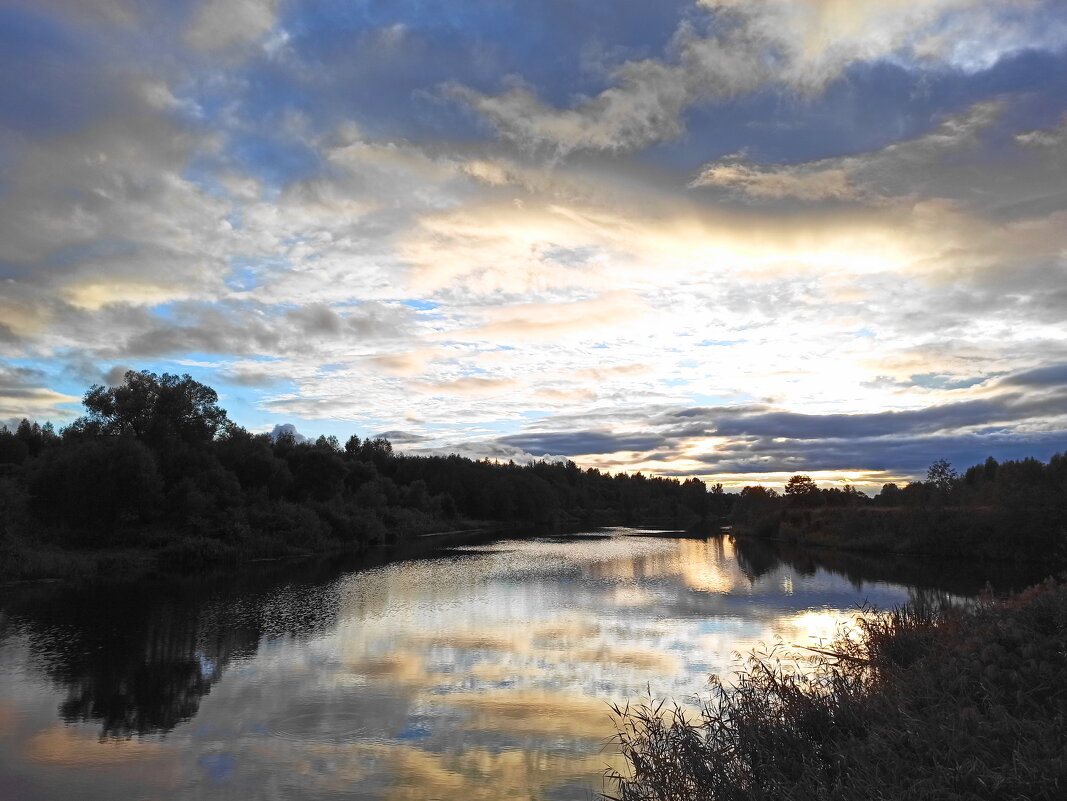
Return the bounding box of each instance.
[0,531,1045,800]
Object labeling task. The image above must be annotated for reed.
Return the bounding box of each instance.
[607,579,1067,800]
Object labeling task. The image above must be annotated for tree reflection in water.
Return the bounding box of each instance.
[730,534,1046,596]
[1,555,365,738]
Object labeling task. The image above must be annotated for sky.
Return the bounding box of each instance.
[1,0,1066,490]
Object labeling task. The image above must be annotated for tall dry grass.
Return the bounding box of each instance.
[607,580,1067,801]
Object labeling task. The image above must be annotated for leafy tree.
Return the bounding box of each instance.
[876,482,902,506]
[926,459,959,493]
[784,474,820,506]
[80,370,229,447]
[680,477,708,517]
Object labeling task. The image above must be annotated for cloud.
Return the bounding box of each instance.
[22,0,141,27]
[690,163,854,201]
[1000,363,1067,388]
[185,0,279,52]
[500,430,666,456]
[372,430,431,445]
[363,349,443,378]
[0,367,80,427]
[689,429,1067,476]
[574,364,653,380]
[479,371,1067,482]
[1015,115,1067,148]
[0,109,236,335]
[103,364,134,386]
[405,439,564,465]
[690,101,1004,202]
[215,366,285,387]
[443,292,647,343]
[451,0,1066,154]
[702,395,1065,440]
[269,423,306,443]
[57,300,415,362]
[414,376,519,398]
[447,59,692,154]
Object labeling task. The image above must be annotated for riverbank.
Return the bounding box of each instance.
[608,576,1067,801]
[0,519,524,585]
[0,506,698,585]
[732,505,1066,564]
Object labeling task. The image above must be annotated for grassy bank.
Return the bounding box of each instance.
[607,577,1067,801]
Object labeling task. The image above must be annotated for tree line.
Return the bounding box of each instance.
[731,454,1067,560]
[3,370,1061,572]
[0,371,729,573]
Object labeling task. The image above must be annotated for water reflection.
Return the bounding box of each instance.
[0,531,1049,800]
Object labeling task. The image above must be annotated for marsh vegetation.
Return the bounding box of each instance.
[608,578,1067,801]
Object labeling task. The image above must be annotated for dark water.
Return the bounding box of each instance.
[0,531,1049,800]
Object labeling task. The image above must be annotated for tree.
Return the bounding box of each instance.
[680,477,708,517]
[784,474,820,507]
[926,459,959,493]
[877,482,902,507]
[80,370,229,447]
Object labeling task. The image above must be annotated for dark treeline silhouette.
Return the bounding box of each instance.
[0,371,729,578]
[731,453,1067,561]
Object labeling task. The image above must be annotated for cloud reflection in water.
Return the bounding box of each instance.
[1,531,953,800]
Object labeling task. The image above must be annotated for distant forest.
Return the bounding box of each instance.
[0,371,728,576]
[733,455,1067,561]
[1,370,1064,578]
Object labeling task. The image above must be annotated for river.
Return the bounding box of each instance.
[0,530,1048,800]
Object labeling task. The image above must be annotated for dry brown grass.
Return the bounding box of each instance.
[607,580,1067,801]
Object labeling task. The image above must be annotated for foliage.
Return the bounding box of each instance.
[926,458,959,494]
[732,455,1067,563]
[0,375,729,578]
[607,579,1067,801]
[784,474,820,508]
[78,370,229,446]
